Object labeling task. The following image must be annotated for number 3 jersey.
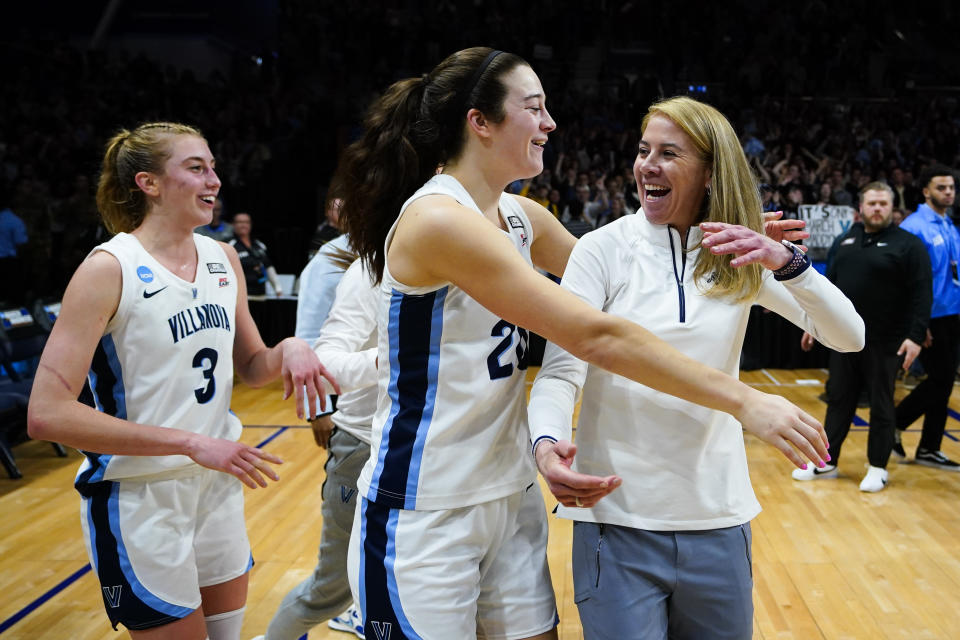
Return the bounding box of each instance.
[358,174,537,511]
[76,232,241,484]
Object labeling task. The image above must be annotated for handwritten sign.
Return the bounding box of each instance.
[797,205,857,261]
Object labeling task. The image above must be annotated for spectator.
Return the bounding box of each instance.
[795,182,931,491]
[893,164,960,470]
[195,197,234,242]
[229,212,283,297]
[311,196,343,254]
[0,182,28,303]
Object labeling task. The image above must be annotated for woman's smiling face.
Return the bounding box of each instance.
[634,115,711,232]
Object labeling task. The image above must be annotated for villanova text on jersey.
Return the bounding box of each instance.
[168,303,232,344]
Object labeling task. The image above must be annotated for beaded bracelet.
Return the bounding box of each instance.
[773,239,811,281]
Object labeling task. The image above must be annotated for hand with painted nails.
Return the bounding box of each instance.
[735,388,830,470]
[700,221,795,270]
[762,210,809,247]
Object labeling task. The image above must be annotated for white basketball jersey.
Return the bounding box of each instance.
[358,174,537,511]
[76,233,241,484]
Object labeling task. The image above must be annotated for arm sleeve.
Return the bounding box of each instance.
[755,267,865,352]
[265,265,282,294]
[314,260,379,394]
[527,233,611,445]
[294,249,343,341]
[904,237,933,343]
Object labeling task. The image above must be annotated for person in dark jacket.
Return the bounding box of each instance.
[795,181,932,491]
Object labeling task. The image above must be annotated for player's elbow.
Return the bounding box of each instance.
[565,315,625,373]
[27,396,58,442]
[833,315,866,353]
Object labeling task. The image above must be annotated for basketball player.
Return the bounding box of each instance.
[257,254,380,640]
[334,47,831,639]
[27,122,334,640]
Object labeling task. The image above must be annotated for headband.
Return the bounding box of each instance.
[462,49,503,109]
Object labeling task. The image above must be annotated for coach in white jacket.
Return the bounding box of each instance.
[528,97,864,640]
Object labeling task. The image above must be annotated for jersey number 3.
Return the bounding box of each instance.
[487,320,529,380]
[193,348,218,404]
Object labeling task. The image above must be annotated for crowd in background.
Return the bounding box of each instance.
[3,0,960,306]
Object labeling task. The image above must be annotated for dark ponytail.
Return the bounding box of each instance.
[334,47,527,282]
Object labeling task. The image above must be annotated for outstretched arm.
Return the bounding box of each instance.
[225,242,339,419]
[390,197,830,470]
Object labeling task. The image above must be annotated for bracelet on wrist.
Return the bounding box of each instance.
[773,239,811,281]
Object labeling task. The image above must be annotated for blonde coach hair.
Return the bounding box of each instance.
[643,97,764,303]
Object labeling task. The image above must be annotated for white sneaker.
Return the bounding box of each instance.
[791,463,837,481]
[329,605,365,639]
[859,465,889,492]
[250,636,265,640]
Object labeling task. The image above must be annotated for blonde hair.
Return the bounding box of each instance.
[642,97,763,303]
[96,122,203,234]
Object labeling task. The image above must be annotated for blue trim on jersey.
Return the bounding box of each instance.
[107,483,193,619]
[76,335,127,485]
[367,294,405,502]
[87,370,103,412]
[368,288,446,509]
[101,335,127,420]
[85,334,126,419]
[75,452,110,486]
[402,289,445,508]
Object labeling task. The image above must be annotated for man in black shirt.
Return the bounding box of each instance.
[794,182,932,492]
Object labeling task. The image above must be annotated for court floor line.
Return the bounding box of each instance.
[0,426,291,636]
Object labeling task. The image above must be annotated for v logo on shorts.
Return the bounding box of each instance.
[102,585,123,608]
[341,486,356,503]
[370,620,392,640]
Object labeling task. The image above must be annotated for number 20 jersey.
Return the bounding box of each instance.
[358,174,538,511]
[76,232,241,484]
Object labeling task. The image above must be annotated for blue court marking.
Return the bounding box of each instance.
[0,425,291,636]
[847,413,959,441]
[0,565,91,634]
[253,425,290,448]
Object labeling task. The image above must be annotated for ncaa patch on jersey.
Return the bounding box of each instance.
[219,277,229,287]
[136,266,154,283]
[207,262,227,274]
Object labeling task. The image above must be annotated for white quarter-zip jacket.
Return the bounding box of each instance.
[529,213,864,530]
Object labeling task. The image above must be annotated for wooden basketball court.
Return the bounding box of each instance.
[2,367,959,639]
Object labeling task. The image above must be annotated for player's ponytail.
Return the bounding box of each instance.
[334,47,527,282]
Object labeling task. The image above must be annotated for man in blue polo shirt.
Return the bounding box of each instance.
[0,182,28,303]
[895,164,960,470]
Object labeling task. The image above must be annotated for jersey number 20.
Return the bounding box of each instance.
[487,320,529,380]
